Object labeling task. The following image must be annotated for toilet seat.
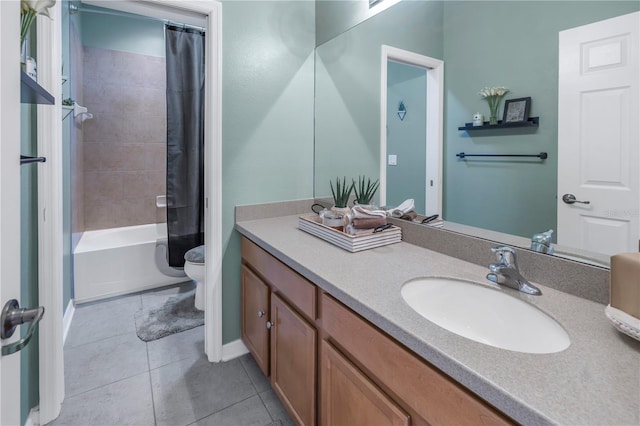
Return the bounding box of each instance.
[184,245,205,310]
[184,245,205,264]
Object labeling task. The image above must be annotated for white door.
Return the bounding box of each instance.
[1,1,26,425]
[558,12,640,256]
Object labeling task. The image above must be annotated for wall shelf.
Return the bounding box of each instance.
[458,117,539,131]
[21,71,54,105]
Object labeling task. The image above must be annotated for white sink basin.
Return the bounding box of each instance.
[401,277,570,354]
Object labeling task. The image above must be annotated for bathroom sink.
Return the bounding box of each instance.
[401,277,570,354]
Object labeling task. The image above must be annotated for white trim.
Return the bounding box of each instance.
[221,339,249,362]
[62,300,76,345]
[73,280,186,305]
[37,3,65,424]
[201,1,224,364]
[0,2,23,424]
[379,45,444,216]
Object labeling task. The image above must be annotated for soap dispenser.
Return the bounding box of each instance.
[531,229,554,254]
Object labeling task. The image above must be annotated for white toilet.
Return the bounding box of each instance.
[184,245,205,311]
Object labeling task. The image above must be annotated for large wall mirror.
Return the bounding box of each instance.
[314,0,640,268]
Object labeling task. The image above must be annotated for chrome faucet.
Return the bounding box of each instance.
[486,245,542,296]
[531,229,554,254]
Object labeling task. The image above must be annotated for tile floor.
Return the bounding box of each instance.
[48,283,293,426]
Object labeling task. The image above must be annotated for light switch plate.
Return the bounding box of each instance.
[388,154,397,166]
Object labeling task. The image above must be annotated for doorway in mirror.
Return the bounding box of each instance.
[379,46,443,217]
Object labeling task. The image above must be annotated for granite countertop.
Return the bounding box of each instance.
[235,215,640,426]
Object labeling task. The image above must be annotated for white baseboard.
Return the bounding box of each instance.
[221,338,249,361]
[24,406,39,426]
[62,299,75,345]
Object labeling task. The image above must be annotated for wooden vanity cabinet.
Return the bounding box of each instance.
[241,238,317,425]
[241,236,513,426]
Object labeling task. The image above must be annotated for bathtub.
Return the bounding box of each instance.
[74,223,188,303]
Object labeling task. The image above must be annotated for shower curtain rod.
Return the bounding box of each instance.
[68,3,205,32]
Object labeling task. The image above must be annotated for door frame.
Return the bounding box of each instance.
[37,2,65,423]
[0,2,25,425]
[38,1,223,424]
[379,45,443,216]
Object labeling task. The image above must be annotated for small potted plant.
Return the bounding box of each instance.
[330,176,353,214]
[353,176,380,209]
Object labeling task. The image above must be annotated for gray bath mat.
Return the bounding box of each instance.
[134,290,204,342]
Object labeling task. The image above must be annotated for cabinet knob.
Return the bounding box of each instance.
[257,310,265,318]
[266,321,274,330]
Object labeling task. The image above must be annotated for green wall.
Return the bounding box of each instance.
[314,0,443,200]
[443,1,640,239]
[386,61,427,212]
[221,1,315,343]
[316,0,396,46]
[80,6,165,57]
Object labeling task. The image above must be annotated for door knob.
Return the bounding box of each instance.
[257,310,265,318]
[562,194,590,205]
[1,299,45,356]
[266,321,274,330]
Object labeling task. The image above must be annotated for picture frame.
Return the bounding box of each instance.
[502,97,531,123]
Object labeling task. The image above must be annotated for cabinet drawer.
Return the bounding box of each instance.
[320,293,513,426]
[242,237,316,320]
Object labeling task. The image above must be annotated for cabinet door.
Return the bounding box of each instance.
[271,292,317,426]
[241,265,270,376]
[320,340,410,426]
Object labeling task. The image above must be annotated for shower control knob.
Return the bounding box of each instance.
[257,310,265,318]
[266,321,274,330]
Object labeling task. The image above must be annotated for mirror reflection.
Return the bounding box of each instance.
[314,0,640,267]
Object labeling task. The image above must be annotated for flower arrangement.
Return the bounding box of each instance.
[478,86,509,125]
[330,176,353,209]
[21,0,56,48]
[353,176,379,206]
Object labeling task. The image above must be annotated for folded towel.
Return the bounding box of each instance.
[351,205,387,219]
[390,199,415,218]
[400,211,417,221]
[353,217,387,229]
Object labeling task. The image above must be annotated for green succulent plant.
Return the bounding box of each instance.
[353,176,380,205]
[330,176,353,208]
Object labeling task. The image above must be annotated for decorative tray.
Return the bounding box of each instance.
[605,304,640,341]
[298,214,401,253]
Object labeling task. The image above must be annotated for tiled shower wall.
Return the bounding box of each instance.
[82,47,166,230]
